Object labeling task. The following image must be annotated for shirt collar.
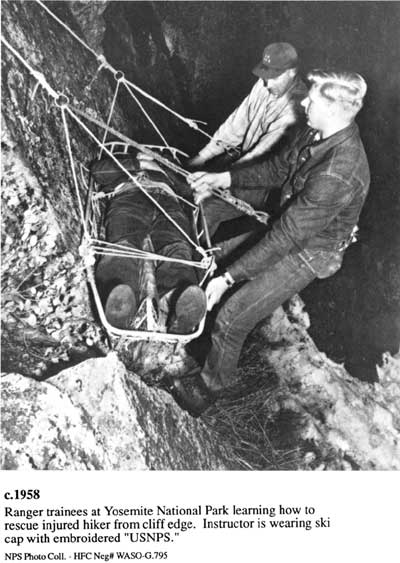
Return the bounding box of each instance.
[280,74,301,98]
[308,122,358,159]
[263,73,300,100]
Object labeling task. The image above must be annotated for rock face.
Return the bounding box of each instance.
[69,0,108,53]
[1,1,400,471]
[2,303,399,471]
[1,353,230,470]
[1,0,122,377]
[253,299,400,470]
[1,0,126,250]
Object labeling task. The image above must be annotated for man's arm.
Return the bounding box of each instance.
[234,107,297,166]
[235,78,308,166]
[229,140,293,192]
[189,132,295,203]
[227,173,354,281]
[188,80,263,168]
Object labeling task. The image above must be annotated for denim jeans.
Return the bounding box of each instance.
[199,192,340,392]
[95,188,198,304]
[200,249,316,392]
[203,187,269,238]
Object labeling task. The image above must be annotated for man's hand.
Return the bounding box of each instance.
[137,152,165,175]
[188,171,231,204]
[205,275,230,311]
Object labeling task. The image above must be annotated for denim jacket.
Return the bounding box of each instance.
[228,122,370,281]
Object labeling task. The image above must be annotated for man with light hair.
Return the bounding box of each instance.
[188,43,307,170]
[167,69,370,417]
[307,69,367,117]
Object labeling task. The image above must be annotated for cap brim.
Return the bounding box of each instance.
[252,62,285,80]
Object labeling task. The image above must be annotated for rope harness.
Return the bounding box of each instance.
[2,2,271,341]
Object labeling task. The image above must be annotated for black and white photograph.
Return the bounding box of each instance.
[2,1,400,560]
[1,0,399,475]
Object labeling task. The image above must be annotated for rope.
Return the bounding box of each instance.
[4,28,214,340]
[2,36,189,181]
[2,36,211,259]
[34,0,240,154]
[2,36,210,260]
[92,167,197,210]
[144,145,189,160]
[71,105,189,178]
[1,37,60,101]
[90,240,208,269]
[65,106,207,256]
[34,0,205,129]
[3,33,268,227]
[123,81,170,150]
[60,107,89,238]
[212,187,270,225]
[99,79,121,158]
[68,108,269,226]
[120,74,209,136]
[3,33,269,236]
[35,0,100,60]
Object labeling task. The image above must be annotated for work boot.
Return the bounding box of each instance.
[105,284,137,329]
[163,372,216,418]
[168,285,207,334]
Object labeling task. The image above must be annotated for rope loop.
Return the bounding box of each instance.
[56,93,70,108]
[98,57,114,74]
[114,70,125,82]
[185,119,200,130]
[96,54,107,66]
[200,255,214,270]
[31,81,40,101]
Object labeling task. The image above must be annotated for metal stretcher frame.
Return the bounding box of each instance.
[82,142,211,344]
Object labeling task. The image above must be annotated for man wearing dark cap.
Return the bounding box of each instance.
[188,43,306,170]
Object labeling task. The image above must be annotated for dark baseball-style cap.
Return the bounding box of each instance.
[252,43,298,80]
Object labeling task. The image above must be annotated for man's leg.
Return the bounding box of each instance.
[95,191,153,327]
[150,193,206,333]
[202,186,269,238]
[169,252,317,415]
[155,239,207,334]
[96,192,153,297]
[95,238,141,301]
[201,253,316,393]
[150,193,199,293]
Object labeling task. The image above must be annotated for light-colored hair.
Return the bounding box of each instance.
[307,69,367,116]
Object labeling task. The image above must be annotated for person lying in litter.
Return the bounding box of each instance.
[91,150,207,334]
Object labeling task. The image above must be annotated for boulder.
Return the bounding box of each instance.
[1,353,231,470]
[258,300,400,470]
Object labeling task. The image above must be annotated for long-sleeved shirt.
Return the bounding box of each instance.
[227,122,370,282]
[200,76,307,165]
